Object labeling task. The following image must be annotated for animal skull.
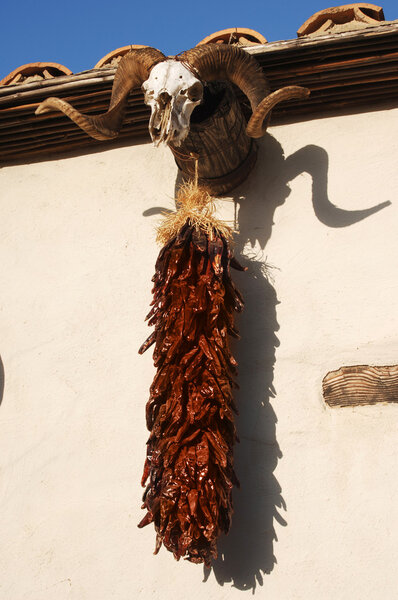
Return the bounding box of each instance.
[142,60,203,147]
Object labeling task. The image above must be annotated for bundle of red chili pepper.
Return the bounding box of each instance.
[138,221,245,565]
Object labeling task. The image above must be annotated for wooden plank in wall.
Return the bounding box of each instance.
[322,365,398,407]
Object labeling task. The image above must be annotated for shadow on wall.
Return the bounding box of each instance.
[204,251,283,592]
[144,133,390,591]
[233,135,391,254]
[203,135,291,590]
[204,134,390,591]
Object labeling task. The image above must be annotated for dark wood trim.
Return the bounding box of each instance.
[1,23,397,164]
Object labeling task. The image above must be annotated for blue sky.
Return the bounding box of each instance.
[1,0,397,78]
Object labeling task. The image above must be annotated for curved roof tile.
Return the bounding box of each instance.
[297,3,385,37]
[0,62,72,86]
[94,45,148,69]
[197,28,267,46]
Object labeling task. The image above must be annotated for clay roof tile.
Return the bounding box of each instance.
[94,45,148,69]
[197,28,267,47]
[297,3,385,37]
[0,62,72,87]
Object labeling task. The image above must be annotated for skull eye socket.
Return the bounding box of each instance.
[187,82,203,103]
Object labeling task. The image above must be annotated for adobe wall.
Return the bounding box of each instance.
[0,107,397,598]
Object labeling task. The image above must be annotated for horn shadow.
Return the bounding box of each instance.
[283,144,391,228]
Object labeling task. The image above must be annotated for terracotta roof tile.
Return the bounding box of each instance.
[297,3,385,37]
[94,45,148,69]
[0,62,72,87]
[197,28,267,46]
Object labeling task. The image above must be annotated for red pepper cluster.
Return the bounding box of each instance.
[138,222,245,565]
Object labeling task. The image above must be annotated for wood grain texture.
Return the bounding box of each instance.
[169,82,257,196]
[322,365,398,407]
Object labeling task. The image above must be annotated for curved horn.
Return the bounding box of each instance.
[179,45,309,138]
[246,86,310,138]
[35,47,165,141]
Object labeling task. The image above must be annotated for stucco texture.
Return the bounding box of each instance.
[0,107,397,598]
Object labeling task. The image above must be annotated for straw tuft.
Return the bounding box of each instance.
[157,181,233,246]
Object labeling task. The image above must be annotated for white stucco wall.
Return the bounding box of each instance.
[0,107,397,599]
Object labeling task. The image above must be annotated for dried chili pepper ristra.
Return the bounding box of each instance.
[138,185,245,566]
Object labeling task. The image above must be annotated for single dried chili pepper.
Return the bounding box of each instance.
[138,186,245,565]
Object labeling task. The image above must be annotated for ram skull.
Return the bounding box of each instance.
[142,60,203,146]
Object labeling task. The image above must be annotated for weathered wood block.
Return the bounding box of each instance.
[322,364,398,407]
